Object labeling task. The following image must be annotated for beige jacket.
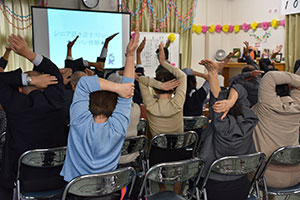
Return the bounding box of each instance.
[252,71,300,158]
[139,61,187,136]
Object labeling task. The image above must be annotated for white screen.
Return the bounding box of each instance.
[32,7,130,69]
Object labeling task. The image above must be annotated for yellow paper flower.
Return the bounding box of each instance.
[208,25,216,33]
[195,25,202,34]
[222,25,229,33]
[271,19,279,29]
[251,21,258,30]
[168,33,176,42]
[192,24,197,33]
[234,24,240,33]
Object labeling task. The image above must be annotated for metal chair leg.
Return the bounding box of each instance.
[284,195,291,200]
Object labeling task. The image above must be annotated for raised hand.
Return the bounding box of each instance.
[250,70,264,78]
[84,68,94,76]
[272,45,282,55]
[59,68,72,85]
[30,74,58,89]
[8,34,36,61]
[126,31,140,57]
[67,36,79,49]
[160,79,180,91]
[104,33,119,45]
[165,39,171,48]
[199,59,221,75]
[116,83,135,99]
[243,41,250,57]
[137,37,146,54]
[158,42,166,64]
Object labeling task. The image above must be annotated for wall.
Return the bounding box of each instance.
[48,0,118,11]
[191,0,285,76]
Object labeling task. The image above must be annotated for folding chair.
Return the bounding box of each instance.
[15,146,67,200]
[199,152,266,200]
[147,131,199,170]
[258,145,300,200]
[183,116,209,131]
[61,167,136,200]
[137,118,148,136]
[138,158,205,200]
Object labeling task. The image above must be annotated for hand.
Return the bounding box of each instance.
[250,70,264,78]
[126,31,140,57]
[8,34,35,61]
[84,68,94,76]
[5,45,12,51]
[67,36,79,49]
[159,42,166,64]
[160,79,180,91]
[60,68,72,85]
[243,41,250,57]
[272,45,282,55]
[137,37,146,54]
[165,39,171,48]
[213,99,235,120]
[198,59,221,75]
[116,83,135,98]
[30,74,58,89]
[222,49,239,64]
[105,33,119,44]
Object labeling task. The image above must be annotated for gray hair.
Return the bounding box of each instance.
[71,71,87,85]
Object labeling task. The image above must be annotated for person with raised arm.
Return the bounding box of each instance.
[60,32,139,187]
[0,34,68,199]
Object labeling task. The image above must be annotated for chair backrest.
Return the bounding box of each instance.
[139,158,205,198]
[0,131,5,145]
[200,152,266,195]
[137,118,148,135]
[259,145,300,180]
[183,116,209,131]
[61,167,136,200]
[121,135,147,157]
[148,131,198,158]
[16,146,67,199]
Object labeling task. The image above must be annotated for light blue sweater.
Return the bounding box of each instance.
[60,75,133,182]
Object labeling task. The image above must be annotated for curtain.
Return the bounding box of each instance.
[124,0,194,68]
[285,14,300,72]
[0,0,38,72]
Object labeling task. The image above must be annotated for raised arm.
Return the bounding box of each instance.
[258,71,300,106]
[136,37,146,65]
[243,41,258,69]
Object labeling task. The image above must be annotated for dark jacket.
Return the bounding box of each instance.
[183,87,207,116]
[199,84,258,181]
[0,57,68,186]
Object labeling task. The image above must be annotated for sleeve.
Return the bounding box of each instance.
[0,69,28,110]
[258,71,300,106]
[139,76,162,89]
[161,61,187,110]
[245,55,259,69]
[70,75,101,125]
[138,77,156,107]
[182,68,193,76]
[108,77,134,136]
[64,58,86,72]
[33,56,65,110]
[0,57,8,70]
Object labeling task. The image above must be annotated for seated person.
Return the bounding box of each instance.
[60,32,139,185]
[252,70,300,192]
[137,43,187,194]
[198,59,258,200]
[0,34,68,199]
[259,45,282,74]
[181,68,209,117]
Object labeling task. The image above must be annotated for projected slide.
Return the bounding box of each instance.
[32,7,130,69]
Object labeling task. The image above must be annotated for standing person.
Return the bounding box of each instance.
[0,34,68,199]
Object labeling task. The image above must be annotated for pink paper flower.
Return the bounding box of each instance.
[131,32,136,39]
[280,20,285,27]
[171,62,176,67]
[242,23,250,32]
[215,25,222,33]
[261,22,269,30]
[202,25,207,33]
[229,25,234,33]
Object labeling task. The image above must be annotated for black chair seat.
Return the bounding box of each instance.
[22,188,64,199]
[147,191,185,200]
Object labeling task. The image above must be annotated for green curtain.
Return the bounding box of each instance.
[285,14,300,72]
[0,0,38,72]
[124,0,194,68]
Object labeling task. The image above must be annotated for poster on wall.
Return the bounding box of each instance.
[281,0,300,15]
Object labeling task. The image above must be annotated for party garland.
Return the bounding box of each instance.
[0,0,48,30]
[191,19,285,34]
[121,0,198,31]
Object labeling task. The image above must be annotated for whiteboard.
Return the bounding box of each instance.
[135,32,180,77]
